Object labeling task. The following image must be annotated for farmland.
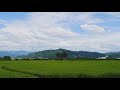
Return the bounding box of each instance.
[0,60,120,78]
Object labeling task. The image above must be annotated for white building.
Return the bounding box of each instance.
[38,57,44,59]
[116,57,120,59]
[29,58,35,60]
[44,58,49,60]
[96,55,108,59]
[16,58,22,60]
[11,58,15,60]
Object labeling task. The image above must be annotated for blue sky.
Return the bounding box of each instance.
[0,12,27,21]
[0,12,28,28]
[0,12,120,52]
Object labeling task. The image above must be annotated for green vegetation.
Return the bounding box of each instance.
[56,51,68,60]
[104,52,120,59]
[3,56,12,60]
[18,49,105,59]
[0,60,120,78]
[0,56,12,61]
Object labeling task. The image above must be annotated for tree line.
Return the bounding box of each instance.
[0,51,118,61]
[0,56,12,60]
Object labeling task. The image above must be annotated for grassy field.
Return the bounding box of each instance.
[0,60,120,78]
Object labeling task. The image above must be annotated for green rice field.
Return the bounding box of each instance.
[0,60,120,78]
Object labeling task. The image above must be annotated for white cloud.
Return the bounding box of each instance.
[73,12,103,24]
[0,19,7,25]
[0,12,81,51]
[0,12,120,52]
[80,24,105,33]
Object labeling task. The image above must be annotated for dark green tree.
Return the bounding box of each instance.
[56,51,68,60]
[0,57,2,60]
[3,56,12,60]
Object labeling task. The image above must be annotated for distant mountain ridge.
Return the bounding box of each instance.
[104,52,120,58]
[0,51,33,58]
[1,49,120,59]
[18,48,106,59]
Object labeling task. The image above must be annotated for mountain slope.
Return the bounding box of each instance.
[18,49,105,59]
[104,52,120,58]
[0,51,33,58]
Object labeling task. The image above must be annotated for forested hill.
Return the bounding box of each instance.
[18,49,105,59]
[104,52,120,59]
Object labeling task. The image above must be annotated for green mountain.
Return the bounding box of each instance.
[104,52,120,59]
[18,48,105,59]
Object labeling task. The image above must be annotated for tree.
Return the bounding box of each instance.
[0,57,2,60]
[3,56,12,60]
[56,51,68,60]
[61,51,68,59]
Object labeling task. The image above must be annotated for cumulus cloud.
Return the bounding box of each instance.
[80,24,105,33]
[0,12,81,51]
[0,19,7,24]
[0,12,120,52]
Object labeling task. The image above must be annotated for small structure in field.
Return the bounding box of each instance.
[29,58,35,60]
[44,58,49,60]
[38,57,44,59]
[116,57,120,59]
[96,55,108,60]
[16,58,22,60]
[11,58,15,60]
